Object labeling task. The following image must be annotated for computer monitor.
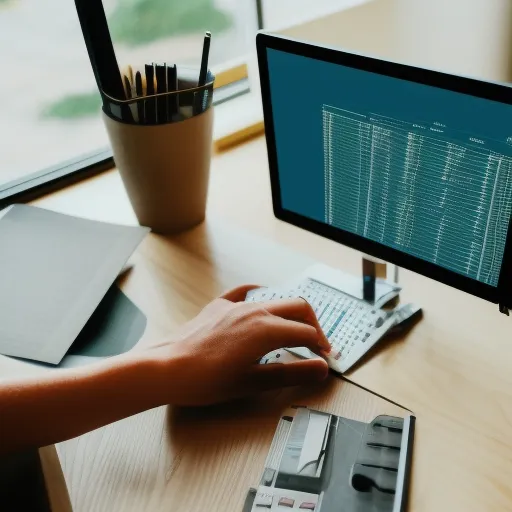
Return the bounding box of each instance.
[256,32,512,311]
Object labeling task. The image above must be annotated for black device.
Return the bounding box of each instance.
[256,32,512,314]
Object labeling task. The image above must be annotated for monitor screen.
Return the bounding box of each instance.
[265,47,512,288]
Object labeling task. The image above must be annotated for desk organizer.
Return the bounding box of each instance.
[102,67,215,234]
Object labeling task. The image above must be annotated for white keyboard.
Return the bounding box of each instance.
[246,277,421,374]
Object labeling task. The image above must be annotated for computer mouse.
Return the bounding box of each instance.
[260,349,305,365]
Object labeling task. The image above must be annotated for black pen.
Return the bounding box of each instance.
[173,65,179,119]
[194,31,211,115]
[155,63,167,124]
[135,71,144,124]
[167,64,178,121]
[145,64,156,124]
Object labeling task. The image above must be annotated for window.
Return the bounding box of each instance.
[0,0,259,202]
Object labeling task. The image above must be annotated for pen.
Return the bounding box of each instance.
[194,31,211,115]
[155,63,167,124]
[173,65,180,119]
[135,71,144,124]
[145,63,156,124]
[165,64,170,123]
[167,64,178,121]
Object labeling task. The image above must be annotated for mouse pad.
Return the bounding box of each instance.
[243,407,415,512]
[11,285,147,369]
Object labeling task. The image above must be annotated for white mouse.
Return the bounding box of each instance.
[260,348,324,365]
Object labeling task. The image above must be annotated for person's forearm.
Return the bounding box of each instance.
[0,351,170,456]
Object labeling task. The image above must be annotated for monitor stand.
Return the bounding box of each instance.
[362,255,399,305]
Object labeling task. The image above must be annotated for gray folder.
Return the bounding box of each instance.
[0,204,149,364]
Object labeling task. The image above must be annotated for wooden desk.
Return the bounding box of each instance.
[0,162,411,511]
[5,131,503,511]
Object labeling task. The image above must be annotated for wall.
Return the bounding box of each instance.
[278,0,512,82]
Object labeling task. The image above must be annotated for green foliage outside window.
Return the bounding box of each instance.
[42,0,231,119]
[109,0,231,46]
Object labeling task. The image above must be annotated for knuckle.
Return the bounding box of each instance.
[224,303,279,340]
[228,303,270,325]
[241,303,270,319]
[299,297,314,314]
[298,298,317,323]
[251,311,273,332]
[300,322,317,338]
[224,305,245,324]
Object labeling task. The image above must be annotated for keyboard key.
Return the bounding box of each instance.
[300,503,316,510]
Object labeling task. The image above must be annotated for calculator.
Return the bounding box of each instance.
[245,277,421,374]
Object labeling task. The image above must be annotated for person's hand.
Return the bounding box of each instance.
[147,285,331,406]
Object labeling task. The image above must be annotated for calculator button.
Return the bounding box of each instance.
[278,497,294,507]
[255,494,273,508]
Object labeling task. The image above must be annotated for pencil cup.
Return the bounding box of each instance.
[103,106,214,234]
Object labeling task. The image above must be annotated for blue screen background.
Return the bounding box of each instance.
[266,48,512,286]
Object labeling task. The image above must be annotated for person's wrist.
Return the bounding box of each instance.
[133,341,193,406]
[105,349,170,410]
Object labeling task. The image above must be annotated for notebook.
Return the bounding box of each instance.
[0,204,149,364]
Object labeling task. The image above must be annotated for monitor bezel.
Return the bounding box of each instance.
[256,31,512,308]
